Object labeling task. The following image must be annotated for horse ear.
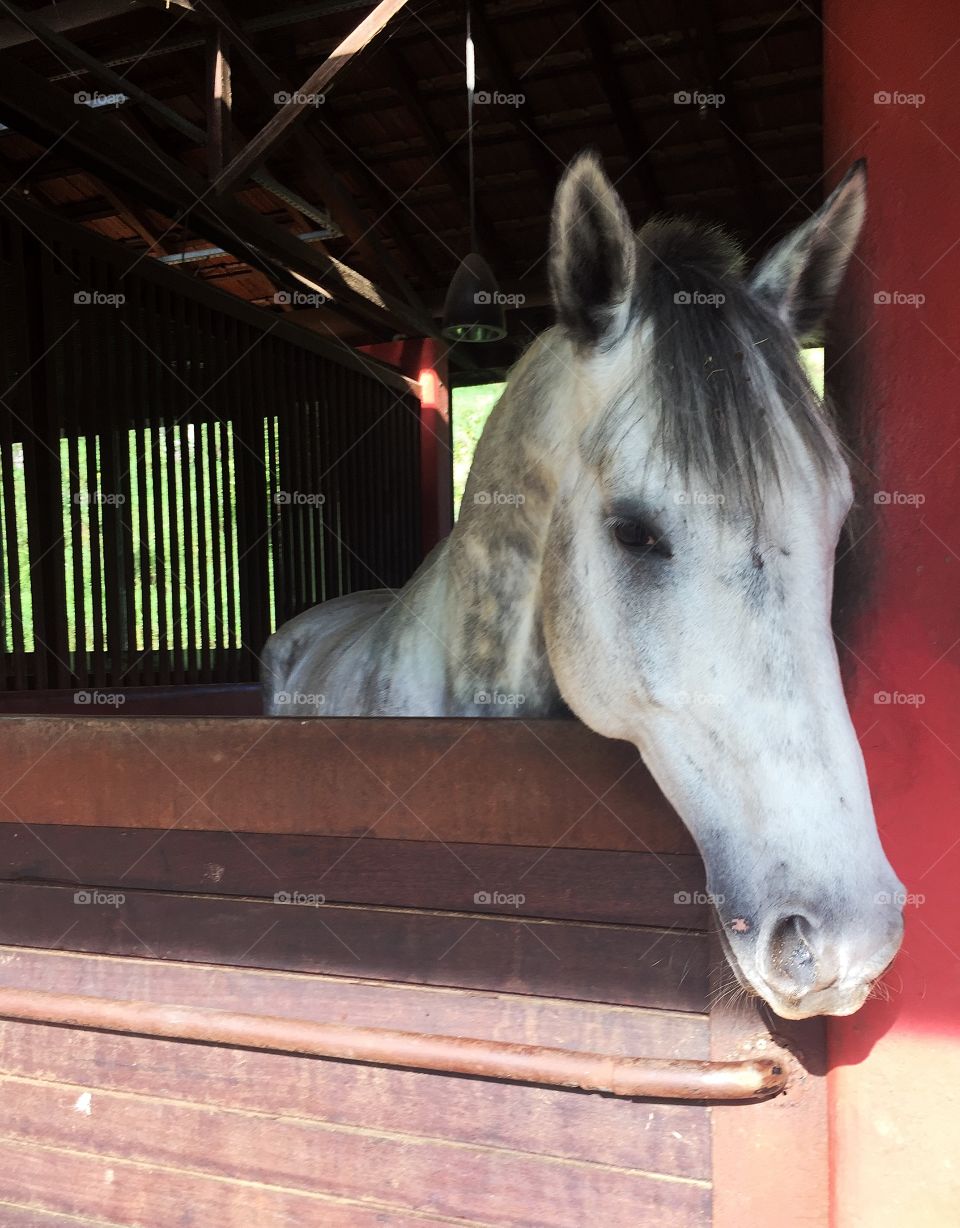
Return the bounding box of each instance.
[549,152,637,346]
[749,160,867,345]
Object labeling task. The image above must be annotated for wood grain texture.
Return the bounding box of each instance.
[0,945,706,1052]
[0,1018,710,1179]
[0,684,262,716]
[0,824,707,928]
[0,1073,710,1227]
[0,884,710,1011]
[0,1206,131,1227]
[0,716,693,852]
[0,1136,507,1228]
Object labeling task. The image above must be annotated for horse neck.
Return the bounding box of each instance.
[436,332,576,712]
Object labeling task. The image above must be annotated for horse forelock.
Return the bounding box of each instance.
[578,219,846,519]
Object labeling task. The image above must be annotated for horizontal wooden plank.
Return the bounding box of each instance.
[0,1078,711,1227]
[0,1204,129,1227]
[0,684,262,716]
[0,947,707,1054]
[0,825,707,928]
[0,1018,710,1180]
[0,885,710,1011]
[0,1135,506,1228]
[0,717,693,852]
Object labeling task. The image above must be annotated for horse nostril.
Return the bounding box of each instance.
[765,913,837,994]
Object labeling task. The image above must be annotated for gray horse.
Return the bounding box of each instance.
[263,152,903,1021]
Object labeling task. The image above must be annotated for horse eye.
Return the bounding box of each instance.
[612,519,672,559]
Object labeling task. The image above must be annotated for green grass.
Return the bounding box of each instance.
[452,382,505,517]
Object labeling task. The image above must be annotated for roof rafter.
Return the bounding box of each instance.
[214,0,412,193]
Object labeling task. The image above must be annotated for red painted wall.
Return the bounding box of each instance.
[359,338,453,553]
[825,4,960,1223]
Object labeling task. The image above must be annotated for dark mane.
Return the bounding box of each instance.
[634,218,841,513]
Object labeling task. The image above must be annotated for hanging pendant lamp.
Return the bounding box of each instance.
[441,2,506,343]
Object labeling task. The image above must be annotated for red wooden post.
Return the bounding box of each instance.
[360,338,453,556]
[824,6,960,1224]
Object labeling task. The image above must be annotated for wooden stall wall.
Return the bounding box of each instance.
[0,206,422,693]
[0,715,828,1227]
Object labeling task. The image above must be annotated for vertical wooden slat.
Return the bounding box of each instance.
[184,295,204,684]
[232,320,259,681]
[207,413,225,681]
[85,286,106,690]
[117,264,137,688]
[265,344,283,630]
[319,354,339,606]
[218,310,238,682]
[276,337,296,622]
[22,240,68,688]
[0,218,27,690]
[99,277,125,688]
[339,364,360,595]
[354,369,375,591]
[302,348,319,609]
[62,253,86,689]
[151,284,171,686]
[132,274,153,687]
[166,283,186,686]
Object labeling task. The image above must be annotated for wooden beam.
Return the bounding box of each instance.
[186,0,432,321]
[89,176,168,256]
[205,28,232,181]
[0,52,435,340]
[215,0,412,192]
[579,6,663,211]
[0,0,141,50]
[0,1,425,331]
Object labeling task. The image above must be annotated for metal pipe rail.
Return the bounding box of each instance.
[0,987,786,1101]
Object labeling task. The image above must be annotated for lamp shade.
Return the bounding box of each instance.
[440,252,507,342]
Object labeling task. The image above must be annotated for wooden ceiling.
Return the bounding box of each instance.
[0,0,823,379]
